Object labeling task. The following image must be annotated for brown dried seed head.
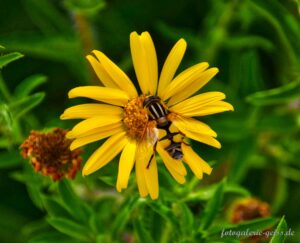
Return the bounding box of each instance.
[20,128,83,181]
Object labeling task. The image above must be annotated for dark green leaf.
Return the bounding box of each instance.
[212,217,278,240]
[47,217,92,241]
[147,201,179,228]
[133,219,155,243]
[58,180,89,222]
[270,216,288,243]
[111,196,139,236]
[246,78,300,105]
[14,74,47,98]
[199,179,225,231]
[29,232,74,243]
[0,52,24,68]
[98,176,116,186]
[43,196,71,219]
[0,150,21,169]
[177,203,194,237]
[23,0,71,35]
[228,138,255,183]
[64,0,106,16]
[9,92,45,119]
[27,183,44,209]
[0,103,12,133]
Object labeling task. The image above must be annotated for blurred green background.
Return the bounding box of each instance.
[1,0,300,242]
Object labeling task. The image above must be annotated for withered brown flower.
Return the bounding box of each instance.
[229,198,271,242]
[231,198,270,224]
[20,128,82,181]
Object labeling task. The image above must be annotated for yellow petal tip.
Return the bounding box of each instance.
[65,132,74,139]
[150,195,159,200]
[69,143,78,151]
[205,167,213,175]
[68,89,76,98]
[60,113,66,120]
[82,168,90,176]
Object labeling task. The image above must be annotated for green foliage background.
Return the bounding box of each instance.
[0,0,300,242]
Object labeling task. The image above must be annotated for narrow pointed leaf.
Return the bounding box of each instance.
[0,52,24,69]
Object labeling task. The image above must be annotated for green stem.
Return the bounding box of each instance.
[0,73,11,102]
[249,1,298,68]
[201,0,239,61]
[159,222,172,243]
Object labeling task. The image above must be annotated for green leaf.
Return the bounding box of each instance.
[58,180,89,223]
[177,203,194,237]
[228,138,255,183]
[111,196,139,236]
[246,78,300,106]
[9,92,45,119]
[47,218,92,241]
[0,150,21,169]
[98,176,116,186]
[0,103,12,131]
[14,74,47,98]
[0,35,79,62]
[186,183,250,202]
[133,219,155,243]
[43,196,71,219]
[27,182,44,209]
[147,201,179,228]
[224,35,274,51]
[199,179,226,231]
[23,0,71,35]
[214,217,278,240]
[0,34,90,83]
[29,232,74,243]
[270,216,288,243]
[64,0,106,15]
[0,52,24,69]
[224,184,251,197]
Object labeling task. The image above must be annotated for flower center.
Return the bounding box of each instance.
[123,95,155,140]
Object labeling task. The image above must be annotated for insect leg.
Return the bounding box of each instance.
[146,140,157,169]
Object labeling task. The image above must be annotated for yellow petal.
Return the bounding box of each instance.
[116,138,137,192]
[158,38,187,97]
[68,116,122,138]
[180,101,234,117]
[157,143,186,184]
[144,156,159,200]
[135,141,159,198]
[82,132,127,176]
[70,124,124,150]
[68,86,129,107]
[161,62,209,101]
[86,55,118,88]
[68,123,122,138]
[171,115,217,137]
[60,104,123,120]
[130,31,158,95]
[168,68,219,106]
[179,127,221,149]
[92,50,138,98]
[169,92,226,114]
[135,143,149,197]
[182,143,212,176]
[141,32,158,95]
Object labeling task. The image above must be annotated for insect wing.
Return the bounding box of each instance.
[136,126,158,163]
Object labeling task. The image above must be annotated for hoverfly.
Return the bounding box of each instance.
[142,96,185,168]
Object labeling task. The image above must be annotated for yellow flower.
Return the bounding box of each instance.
[61,31,233,199]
